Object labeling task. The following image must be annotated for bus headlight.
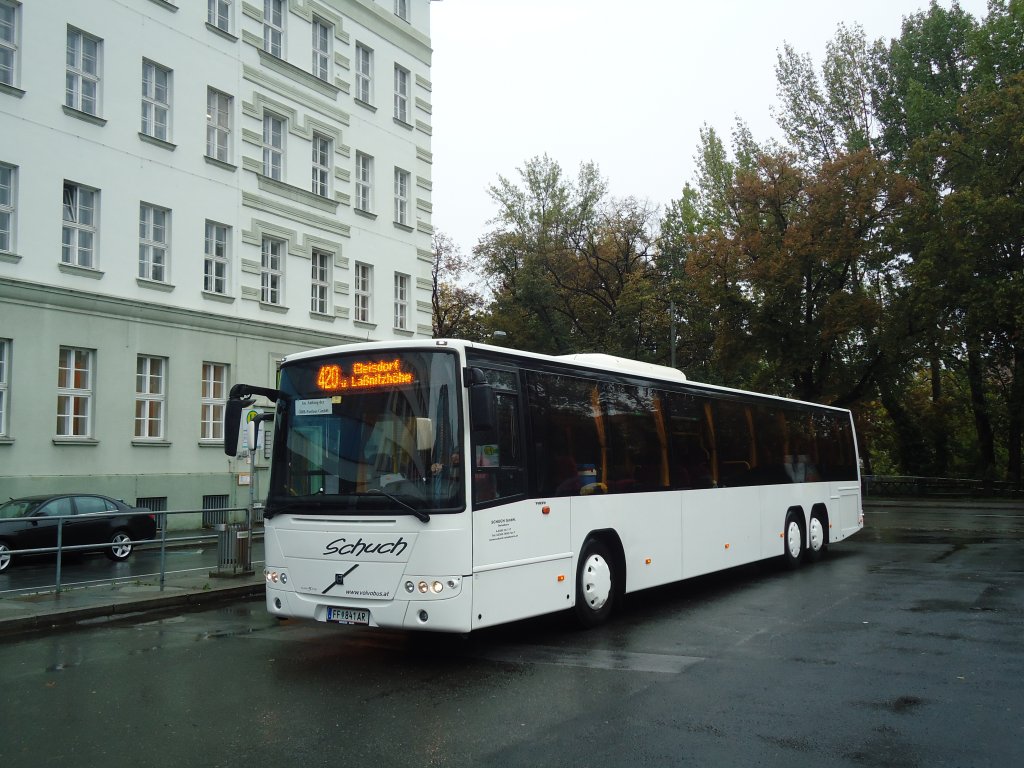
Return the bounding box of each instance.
[265,569,288,585]
[405,576,461,598]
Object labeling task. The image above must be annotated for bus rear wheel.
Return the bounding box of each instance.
[783,513,804,570]
[574,538,615,628]
[806,510,827,563]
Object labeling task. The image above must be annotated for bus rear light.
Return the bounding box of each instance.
[557,575,565,582]
[645,558,653,564]
[431,581,443,594]
[542,506,551,515]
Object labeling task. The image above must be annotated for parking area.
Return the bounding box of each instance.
[0,500,1021,767]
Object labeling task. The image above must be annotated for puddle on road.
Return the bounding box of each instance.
[469,645,705,674]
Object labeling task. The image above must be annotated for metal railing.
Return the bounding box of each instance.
[863,475,1023,499]
[0,506,262,595]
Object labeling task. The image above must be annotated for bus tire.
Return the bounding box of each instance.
[806,508,828,563]
[783,511,804,570]
[574,538,615,628]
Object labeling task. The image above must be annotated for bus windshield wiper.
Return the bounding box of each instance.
[365,489,430,523]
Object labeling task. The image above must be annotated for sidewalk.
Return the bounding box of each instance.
[0,529,265,638]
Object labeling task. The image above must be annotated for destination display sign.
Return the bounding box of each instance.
[315,359,416,392]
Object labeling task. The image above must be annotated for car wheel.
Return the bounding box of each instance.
[0,540,11,573]
[574,538,615,628]
[106,530,133,561]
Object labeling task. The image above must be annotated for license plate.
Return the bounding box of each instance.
[326,607,370,625]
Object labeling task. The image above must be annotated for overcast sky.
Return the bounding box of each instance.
[428,0,990,257]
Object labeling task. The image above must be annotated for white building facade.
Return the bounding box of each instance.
[0,0,435,522]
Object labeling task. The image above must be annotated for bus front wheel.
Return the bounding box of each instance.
[783,513,804,570]
[574,538,615,628]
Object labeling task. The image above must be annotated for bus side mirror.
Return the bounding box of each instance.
[470,385,496,432]
[465,367,496,433]
[223,397,251,456]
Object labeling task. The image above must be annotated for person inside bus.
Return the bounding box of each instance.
[431,449,461,498]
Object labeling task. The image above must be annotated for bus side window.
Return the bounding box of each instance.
[471,369,526,505]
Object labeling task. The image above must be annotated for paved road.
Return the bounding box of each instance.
[0,504,1021,768]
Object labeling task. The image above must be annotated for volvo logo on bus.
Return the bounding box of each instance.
[322,536,409,558]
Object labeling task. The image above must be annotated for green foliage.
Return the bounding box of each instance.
[475,155,663,358]
[470,2,1024,484]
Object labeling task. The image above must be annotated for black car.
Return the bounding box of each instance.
[0,494,157,573]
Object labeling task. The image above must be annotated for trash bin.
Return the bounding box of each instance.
[210,523,253,577]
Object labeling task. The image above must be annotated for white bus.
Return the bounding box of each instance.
[225,338,863,632]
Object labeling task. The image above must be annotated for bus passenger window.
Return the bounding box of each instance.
[471,369,525,505]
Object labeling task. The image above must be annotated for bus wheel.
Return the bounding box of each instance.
[783,513,804,570]
[806,510,827,563]
[574,538,614,628]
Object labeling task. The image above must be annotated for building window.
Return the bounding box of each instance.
[0,338,9,437]
[57,347,93,438]
[312,18,330,81]
[141,61,171,141]
[207,0,231,32]
[135,356,166,439]
[138,203,169,282]
[66,28,101,115]
[136,496,167,531]
[354,262,371,322]
[394,168,409,226]
[263,113,284,180]
[263,0,284,58]
[0,163,13,253]
[0,1,18,88]
[202,494,229,527]
[206,88,231,162]
[393,65,409,123]
[200,362,227,441]
[355,152,372,212]
[311,133,330,197]
[394,0,408,22]
[355,44,372,104]
[311,249,331,314]
[204,220,229,294]
[61,182,97,268]
[261,236,283,304]
[394,272,409,330]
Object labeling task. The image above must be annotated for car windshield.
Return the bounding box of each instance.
[267,350,464,516]
[0,499,42,519]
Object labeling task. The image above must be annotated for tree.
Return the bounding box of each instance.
[431,231,486,340]
[476,155,663,358]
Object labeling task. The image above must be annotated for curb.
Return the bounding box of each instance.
[0,582,264,639]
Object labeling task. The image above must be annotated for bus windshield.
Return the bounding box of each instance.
[267,350,463,517]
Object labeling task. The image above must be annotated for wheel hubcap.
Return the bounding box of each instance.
[581,553,612,611]
[111,535,132,558]
[809,517,825,552]
[787,521,803,559]
[0,545,10,571]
